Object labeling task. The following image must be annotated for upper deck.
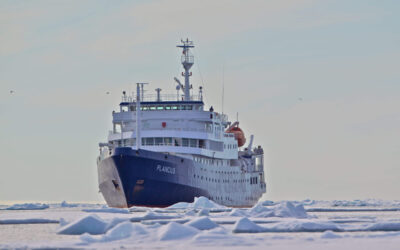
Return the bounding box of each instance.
[102,39,240,160]
[108,93,236,159]
[121,93,203,103]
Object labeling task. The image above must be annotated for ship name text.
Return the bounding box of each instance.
[156,165,176,175]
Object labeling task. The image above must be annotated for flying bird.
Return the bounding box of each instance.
[106,91,110,95]
[10,90,14,94]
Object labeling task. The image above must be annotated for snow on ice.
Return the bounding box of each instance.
[80,221,148,243]
[158,222,199,241]
[232,217,266,233]
[230,201,308,218]
[186,216,219,230]
[1,197,400,249]
[82,207,130,214]
[4,203,49,210]
[57,214,108,235]
[321,230,343,239]
[167,196,227,210]
[0,218,59,224]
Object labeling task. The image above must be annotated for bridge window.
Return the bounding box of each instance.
[182,138,189,147]
[155,137,163,145]
[199,140,205,148]
[144,138,154,146]
[157,106,164,110]
[189,139,197,147]
[164,137,172,146]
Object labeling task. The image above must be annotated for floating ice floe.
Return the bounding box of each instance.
[186,216,219,230]
[263,220,341,232]
[59,218,68,227]
[361,222,400,232]
[229,208,248,217]
[104,217,131,231]
[130,211,181,222]
[307,207,400,212]
[57,214,108,235]
[60,201,78,208]
[129,207,150,213]
[261,200,276,206]
[103,221,148,241]
[167,196,227,210]
[0,218,59,224]
[5,203,49,210]
[81,221,148,243]
[321,230,343,239]
[82,207,130,214]
[185,209,197,216]
[364,232,400,238]
[233,218,341,233]
[231,201,308,219]
[273,202,308,218]
[197,208,210,216]
[158,222,199,241]
[331,199,400,207]
[301,199,318,206]
[232,217,266,233]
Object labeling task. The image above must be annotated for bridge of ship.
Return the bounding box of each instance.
[107,95,238,160]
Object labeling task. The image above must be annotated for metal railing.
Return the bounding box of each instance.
[122,94,202,102]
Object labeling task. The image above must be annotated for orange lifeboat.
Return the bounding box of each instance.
[226,122,246,147]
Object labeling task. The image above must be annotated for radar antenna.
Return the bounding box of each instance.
[177,38,194,101]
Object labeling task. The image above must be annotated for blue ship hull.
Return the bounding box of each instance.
[98,147,209,207]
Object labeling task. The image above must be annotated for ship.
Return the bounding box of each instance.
[97,39,266,207]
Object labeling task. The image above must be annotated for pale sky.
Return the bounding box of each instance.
[1,0,399,203]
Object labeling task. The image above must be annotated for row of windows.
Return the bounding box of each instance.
[250,177,258,184]
[199,167,240,175]
[141,137,204,148]
[113,137,206,148]
[113,137,228,154]
[193,174,258,185]
[224,144,237,150]
[209,196,257,202]
[245,196,259,201]
[193,157,227,166]
[121,105,202,112]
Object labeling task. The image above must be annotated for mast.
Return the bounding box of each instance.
[177,39,194,101]
[136,83,142,149]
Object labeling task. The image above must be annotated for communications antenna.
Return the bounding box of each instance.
[177,39,194,101]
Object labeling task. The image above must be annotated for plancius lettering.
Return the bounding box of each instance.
[156,164,176,175]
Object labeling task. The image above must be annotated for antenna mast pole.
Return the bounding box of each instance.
[177,39,194,101]
[222,64,225,114]
[136,83,143,149]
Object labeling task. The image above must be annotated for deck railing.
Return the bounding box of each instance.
[122,94,202,102]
